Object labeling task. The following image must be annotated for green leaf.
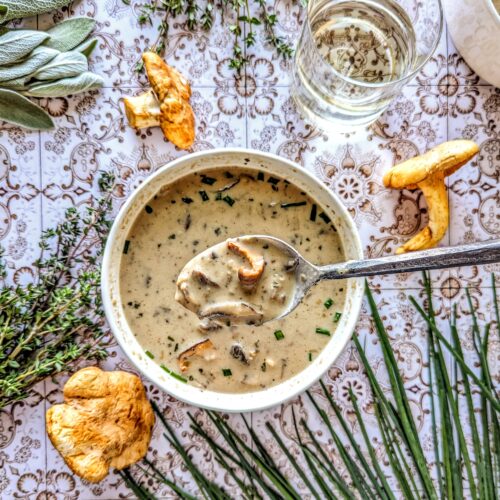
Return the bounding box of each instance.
[43,17,96,52]
[23,71,104,97]
[0,77,28,91]
[0,30,50,65]
[31,51,88,81]
[0,46,59,83]
[0,89,53,130]
[75,38,98,58]
[0,0,72,23]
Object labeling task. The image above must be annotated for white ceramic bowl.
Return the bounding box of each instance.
[102,149,364,412]
[443,0,500,87]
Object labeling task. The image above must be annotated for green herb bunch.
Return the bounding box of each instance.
[132,0,295,73]
[0,18,103,130]
[0,173,114,409]
[122,273,500,499]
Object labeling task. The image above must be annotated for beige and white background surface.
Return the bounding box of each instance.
[0,0,499,498]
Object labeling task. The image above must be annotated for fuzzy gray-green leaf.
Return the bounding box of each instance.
[43,18,96,52]
[0,89,53,129]
[0,47,59,83]
[0,31,50,65]
[0,77,28,91]
[23,71,104,97]
[31,51,88,81]
[0,0,72,23]
[75,38,98,58]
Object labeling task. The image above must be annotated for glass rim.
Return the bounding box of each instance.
[303,0,444,89]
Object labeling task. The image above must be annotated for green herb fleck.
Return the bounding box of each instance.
[267,176,280,185]
[324,298,333,309]
[167,335,175,342]
[145,350,155,359]
[308,352,312,362]
[222,368,232,377]
[161,364,187,383]
[274,329,285,340]
[182,197,194,204]
[310,204,317,221]
[215,192,222,201]
[257,172,265,181]
[261,362,267,372]
[319,212,331,224]
[201,175,217,185]
[223,195,235,206]
[333,312,342,323]
[123,240,130,254]
[281,201,307,208]
[315,327,331,336]
[145,205,153,214]
[199,190,209,201]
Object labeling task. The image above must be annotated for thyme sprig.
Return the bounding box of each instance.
[0,173,114,408]
[122,273,500,499]
[130,0,295,74]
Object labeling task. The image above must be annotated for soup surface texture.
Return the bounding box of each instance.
[120,167,347,393]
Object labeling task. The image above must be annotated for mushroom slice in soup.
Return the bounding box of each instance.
[200,300,264,325]
[178,339,216,372]
[227,240,265,291]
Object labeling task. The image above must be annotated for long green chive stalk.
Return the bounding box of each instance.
[122,273,499,499]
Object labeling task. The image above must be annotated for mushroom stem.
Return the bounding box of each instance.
[123,90,161,129]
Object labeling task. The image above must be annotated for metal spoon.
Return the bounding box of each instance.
[237,236,500,322]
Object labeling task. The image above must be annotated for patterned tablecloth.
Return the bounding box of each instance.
[0,1,498,498]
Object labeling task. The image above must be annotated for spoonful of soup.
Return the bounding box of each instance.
[176,236,500,326]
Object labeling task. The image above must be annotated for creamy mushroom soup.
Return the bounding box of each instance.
[120,168,347,393]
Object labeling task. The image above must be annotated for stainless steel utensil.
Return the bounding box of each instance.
[239,236,500,322]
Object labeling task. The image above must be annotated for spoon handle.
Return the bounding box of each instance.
[319,239,500,280]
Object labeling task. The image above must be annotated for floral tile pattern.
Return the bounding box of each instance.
[0,0,498,498]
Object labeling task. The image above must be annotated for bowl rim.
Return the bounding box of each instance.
[102,148,364,412]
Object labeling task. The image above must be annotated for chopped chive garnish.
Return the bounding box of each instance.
[281,201,307,208]
[160,364,187,383]
[168,233,176,240]
[308,352,312,361]
[182,197,194,204]
[333,312,342,323]
[145,205,153,214]
[169,371,187,383]
[123,240,130,254]
[199,190,209,201]
[310,203,317,221]
[222,368,232,377]
[145,350,154,359]
[257,172,265,181]
[324,298,334,309]
[222,195,235,206]
[267,176,280,185]
[167,335,175,341]
[201,175,217,185]
[315,327,331,336]
[215,192,222,200]
[274,330,285,340]
[319,212,331,224]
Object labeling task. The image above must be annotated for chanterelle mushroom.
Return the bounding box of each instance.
[383,140,479,254]
[123,52,195,150]
[227,240,266,291]
[46,367,154,483]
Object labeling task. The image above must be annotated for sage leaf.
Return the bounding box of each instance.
[44,18,96,52]
[0,47,59,82]
[0,78,27,91]
[23,71,104,97]
[0,0,72,23]
[31,51,88,81]
[0,31,50,65]
[75,38,98,58]
[0,89,53,129]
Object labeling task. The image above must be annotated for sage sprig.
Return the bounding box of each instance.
[0,0,72,23]
[0,88,54,129]
[0,18,103,129]
[0,30,49,65]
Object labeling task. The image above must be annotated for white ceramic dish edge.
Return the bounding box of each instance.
[101,148,364,412]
